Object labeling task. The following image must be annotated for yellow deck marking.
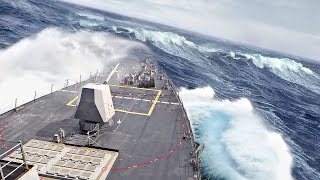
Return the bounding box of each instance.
[147,90,162,116]
[65,84,162,116]
[115,109,149,116]
[66,96,78,107]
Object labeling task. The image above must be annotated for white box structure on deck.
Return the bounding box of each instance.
[75,83,115,123]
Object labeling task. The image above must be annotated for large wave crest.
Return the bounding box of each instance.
[113,26,216,64]
[239,53,320,94]
[179,87,293,180]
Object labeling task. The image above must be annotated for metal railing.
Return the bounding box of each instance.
[87,124,100,146]
[0,69,108,115]
[158,65,202,179]
[0,141,28,180]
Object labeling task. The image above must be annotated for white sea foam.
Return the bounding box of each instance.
[179,87,293,180]
[230,51,236,58]
[0,28,145,114]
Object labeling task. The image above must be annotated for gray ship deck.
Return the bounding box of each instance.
[0,57,199,179]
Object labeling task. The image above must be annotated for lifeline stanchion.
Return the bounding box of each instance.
[33,90,36,101]
[14,98,18,109]
[51,84,54,94]
[20,141,29,170]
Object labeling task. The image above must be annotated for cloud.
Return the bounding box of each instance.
[63,0,320,60]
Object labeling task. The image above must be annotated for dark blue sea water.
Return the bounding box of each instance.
[1,0,320,179]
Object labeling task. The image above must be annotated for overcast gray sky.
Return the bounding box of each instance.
[65,0,320,60]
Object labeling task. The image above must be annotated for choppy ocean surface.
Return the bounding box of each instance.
[0,0,320,179]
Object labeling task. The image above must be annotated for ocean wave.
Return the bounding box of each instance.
[112,26,216,59]
[3,0,34,12]
[76,12,105,21]
[242,54,313,74]
[179,87,293,180]
[239,53,320,94]
[230,51,236,58]
[115,25,320,96]
[0,28,146,114]
[112,24,320,96]
[78,19,100,27]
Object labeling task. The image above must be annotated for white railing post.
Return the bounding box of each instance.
[51,84,54,94]
[15,98,18,109]
[0,164,5,179]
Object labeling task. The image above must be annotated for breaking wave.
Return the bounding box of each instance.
[113,26,216,63]
[0,28,146,114]
[242,54,313,74]
[77,12,105,21]
[114,26,320,95]
[179,87,293,180]
[240,54,320,94]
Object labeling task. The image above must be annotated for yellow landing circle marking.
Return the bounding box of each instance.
[66,84,162,116]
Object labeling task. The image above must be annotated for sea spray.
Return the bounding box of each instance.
[0,28,147,114]
[179,87,293,180]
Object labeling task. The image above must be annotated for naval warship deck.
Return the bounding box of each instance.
[0,51,201,179]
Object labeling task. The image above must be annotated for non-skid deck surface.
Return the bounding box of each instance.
[0,59,198,180]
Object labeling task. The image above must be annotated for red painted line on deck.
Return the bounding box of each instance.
[110,139,184,171]
[0,101,190,171]
[110,104,188,171]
